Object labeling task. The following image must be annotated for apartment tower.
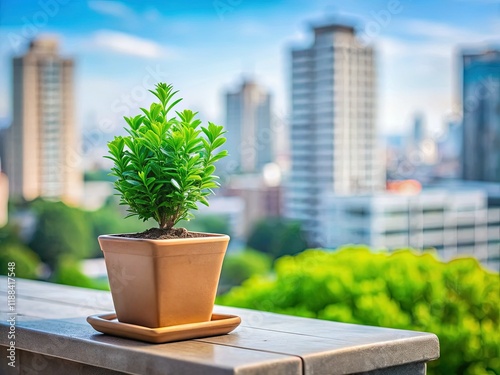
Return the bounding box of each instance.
[462,49,500,183]
[286,23,381,244]
[224,79,272,173]
[3,38,81,204]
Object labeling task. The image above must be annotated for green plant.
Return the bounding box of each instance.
[51,256,110,291]
[0,243,41,280]
[220,248,272,287]
[218,247,500,375]
[247,218,308,259]
[106,83,228,230]
[29,200,93,269]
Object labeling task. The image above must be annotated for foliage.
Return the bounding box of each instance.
[84,169,116,182]
[87,198,153,257]
[220,248,272,287]
[218,247,500,375]
[247,217,308,259]
[0,222,22,244]
[181,214,231,235]
[51,256,109,290]
[106,83,228,230]
[29,200,93,269]
[0,243,40,279]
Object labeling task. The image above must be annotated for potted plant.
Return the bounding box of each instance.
[99,83,229,329]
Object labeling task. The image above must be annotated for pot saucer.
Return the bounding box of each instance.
[87,312,241,344]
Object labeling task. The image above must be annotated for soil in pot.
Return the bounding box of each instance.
[115,227,209,240]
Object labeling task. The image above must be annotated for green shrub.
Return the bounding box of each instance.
[51,256,109,291]
[220,248,272,287]
[0,243,41,279]
[218,247,500,375]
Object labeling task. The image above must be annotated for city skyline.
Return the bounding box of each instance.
[0,0,499,143]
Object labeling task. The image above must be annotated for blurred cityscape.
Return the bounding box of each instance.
[0,0,499,281]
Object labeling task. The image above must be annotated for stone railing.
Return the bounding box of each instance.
[0,277,439,374]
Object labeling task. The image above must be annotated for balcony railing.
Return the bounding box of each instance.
[0,276,439,375]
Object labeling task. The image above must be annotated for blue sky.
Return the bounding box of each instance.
[0,0,499,142]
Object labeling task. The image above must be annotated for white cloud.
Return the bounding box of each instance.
[400,19,490,43]
[91,30,178,59]
[88,1,135,19]
[87,2,195,37]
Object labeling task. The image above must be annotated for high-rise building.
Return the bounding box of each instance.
[224,79,272,174]
[434,118,462,179]
[0,172,8,227]
[322,187,500,272]
[412,112,425,147]
[462,49,500,183]
[3,38,82,204]
[286,22,382,244]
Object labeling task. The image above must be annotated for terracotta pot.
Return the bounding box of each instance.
[98,233,229,328]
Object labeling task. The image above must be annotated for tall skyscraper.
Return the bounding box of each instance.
[286,22,382,244]
[412,113,425,147]
[0,172,8,227]
[3,38,82,204]
[462,49,500,183]
[224,79,272,173]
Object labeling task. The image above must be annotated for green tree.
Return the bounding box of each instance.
[29,200,93,269]
[0,222,21,244]
[247,218,308,259]
[218,247,500,375]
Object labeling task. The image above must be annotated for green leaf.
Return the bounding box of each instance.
[210,150,229,163]
[201,182,218,189]
[201,126,213,142]
[204,165,216,176]
[199,196,209,206]
[171,178,181,190]
[212,137,227,149]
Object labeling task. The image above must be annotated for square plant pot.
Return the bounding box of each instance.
[98,233,229,328]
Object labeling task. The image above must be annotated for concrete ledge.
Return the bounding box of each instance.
[0,348,126,375]
[0,277,439,374]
